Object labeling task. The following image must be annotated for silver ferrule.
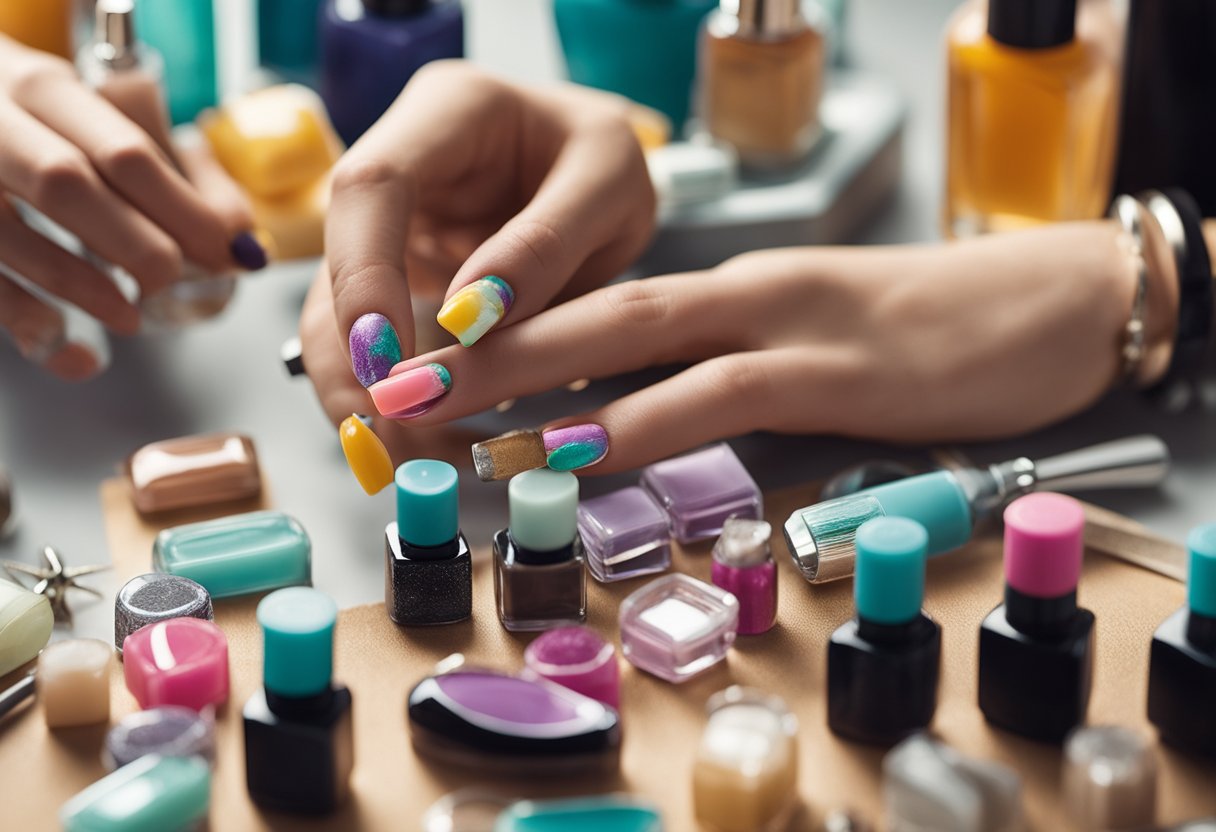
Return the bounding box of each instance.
[92,0,140,70]
[718,0,804,38]
[783,493,883,583]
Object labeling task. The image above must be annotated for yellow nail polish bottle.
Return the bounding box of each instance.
[251,175,329,261]
[943,0,1121,237]
[0,0,73,57]
[199,84,343,200]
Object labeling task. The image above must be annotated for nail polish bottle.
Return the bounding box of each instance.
[640,443,763,544]
[408,662,621,774]
[699,0,827,169]
[553,0,716,135]
[153,510,311,599]
[104,706,216,770]
[493,469,587,633]
[578,486,672,583]
[123,618,229,712]
[883,733,1024,832]
[692,686,799,832]
[385,459,472,626]
[38,639,114,728]
[133,0,219,124]
[259,0,325,84]
[60,755,211,832]
[114,573,213,651]
[243,587,354,814]
[827,516,940,745]
[1063,726,1158,831]
[320,0,465,145]
[126,433,262,514]
[0,578,53,677]
[619,573,739,682]
[523,626,620,708]
[978,493,1094,742]
[711,517,777,635]
[943,0,1120,236]
[1147,524,1216,757]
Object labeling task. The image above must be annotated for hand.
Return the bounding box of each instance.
[0,34,259,380]
[322,60,655,393]
[361,220,1161,472]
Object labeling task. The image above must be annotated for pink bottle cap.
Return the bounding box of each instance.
[1003,492,1085,599]
[523,626,620,710]
[123,617,229,712]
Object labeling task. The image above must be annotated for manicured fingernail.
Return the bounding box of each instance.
[349,312,403,388]
[339,414,394,495]
[471,429,547,482]
[436,276,514,347]
[230,231,268,271]
[369,363,451,419]
[543,424,609,471]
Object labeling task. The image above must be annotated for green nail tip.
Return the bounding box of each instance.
[547,443,606,472]
[429,363,452,390]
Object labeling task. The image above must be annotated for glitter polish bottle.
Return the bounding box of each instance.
[385,460,472,626]
[711,517,777,635]
[493,469,587,633]
[978,493,1094,742]
[827,516,941,746]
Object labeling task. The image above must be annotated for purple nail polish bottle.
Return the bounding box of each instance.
[640,443,763,544]
[320,0,464,145]
[711,518,777,635]
[577,486,672,583]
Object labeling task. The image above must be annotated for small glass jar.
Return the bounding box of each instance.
[619,574,738,682]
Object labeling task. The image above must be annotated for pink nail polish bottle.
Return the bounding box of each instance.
[712,518,778,635]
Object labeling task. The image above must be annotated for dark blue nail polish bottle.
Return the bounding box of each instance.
[1148,524,1216,757]
[827,516,940,746]
[385,460,472,626]
[978,494,1094,743]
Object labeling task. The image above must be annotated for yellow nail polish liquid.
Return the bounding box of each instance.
[943,0,1121,238]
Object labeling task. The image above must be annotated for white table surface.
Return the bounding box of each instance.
[3,0,1213,647]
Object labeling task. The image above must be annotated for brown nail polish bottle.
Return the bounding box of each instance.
[493,470,587,633]
[699,0,826,170]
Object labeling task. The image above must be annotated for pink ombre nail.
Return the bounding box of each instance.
[369,363,451,419]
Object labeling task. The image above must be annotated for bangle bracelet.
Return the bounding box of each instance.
[1138,188,1214,410]
[1109,195,1149,384]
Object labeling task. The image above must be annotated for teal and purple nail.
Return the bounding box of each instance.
[349,313,402,388]
[543,424,609,471]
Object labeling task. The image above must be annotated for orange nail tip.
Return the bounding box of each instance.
[339,415,394,495]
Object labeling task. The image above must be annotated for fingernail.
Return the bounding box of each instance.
[349,312,403,388]
[471,429,546,482]
[230,231,268,271]
[369,362,451,419]
[339,414,394,495]
[437,276,514,347]
[543,424,609,471]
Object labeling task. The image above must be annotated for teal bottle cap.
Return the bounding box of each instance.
[396,460,459,547]
[854,516,929,625]
[60,754,211,832]
[509,469,579,552]
[257,587,337,697]
[1187,524,1216,617]
[495,796,663,832]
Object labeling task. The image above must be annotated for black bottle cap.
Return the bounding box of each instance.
[988,0,1077,49]
[362,0,430,14]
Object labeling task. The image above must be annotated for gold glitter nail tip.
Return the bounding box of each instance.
[471,430,547,482]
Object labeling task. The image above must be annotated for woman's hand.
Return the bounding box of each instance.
[358,220,1160,472]
[0,34,259,379]
[319,60,656,391]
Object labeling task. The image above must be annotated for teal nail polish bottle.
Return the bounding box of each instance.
[553,0,717,135]
[153,511,311,599]
[259,0,325,84]
[496,796,663,831]
[385,460,472,626]
[827,516,941,746]
[133,0,218,124]
[60,754,211,832]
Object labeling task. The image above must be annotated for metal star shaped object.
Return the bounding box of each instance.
[2,545,108,625]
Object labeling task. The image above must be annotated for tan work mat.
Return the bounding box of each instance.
[2,477,1214,831]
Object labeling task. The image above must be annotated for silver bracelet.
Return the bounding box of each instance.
[1109,195,1149,383]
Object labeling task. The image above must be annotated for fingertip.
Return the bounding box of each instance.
[43,343,102,382]
[230,231,269,271]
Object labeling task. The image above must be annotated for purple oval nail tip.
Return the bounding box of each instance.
[349,313,402,388]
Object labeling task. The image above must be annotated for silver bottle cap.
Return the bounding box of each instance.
[93,0,140,70]
[713,518,773,569]
[719,0,804,38]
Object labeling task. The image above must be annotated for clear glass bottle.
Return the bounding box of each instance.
[943,0,1120,237]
